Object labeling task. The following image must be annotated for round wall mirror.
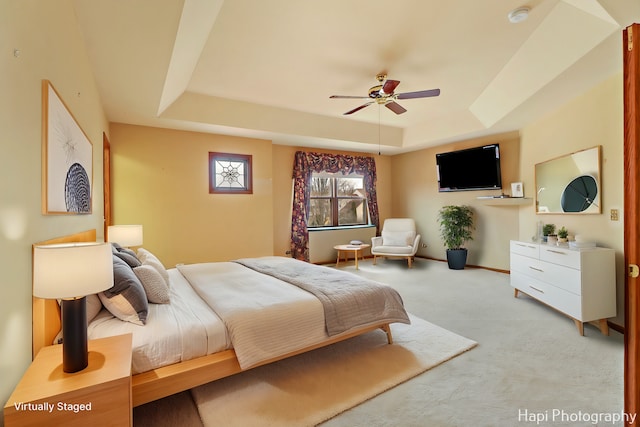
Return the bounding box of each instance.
[560,175,598,212]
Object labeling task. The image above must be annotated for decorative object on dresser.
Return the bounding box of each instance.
[437,205,474,270]
[509,240,616,336]
[4,334,133,427]
[32,242,114,373]
[542,223,555,243]
[557,226,569,243]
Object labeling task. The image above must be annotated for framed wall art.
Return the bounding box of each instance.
[511,182,524,198]
[41,80,93,214]
[208,152,253,194]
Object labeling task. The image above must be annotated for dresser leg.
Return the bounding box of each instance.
[514,288,519,298]
[574,319,585,336]
[598,319,610,336]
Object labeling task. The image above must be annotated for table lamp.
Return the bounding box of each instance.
[33,242,114,373]
[107,225,143,247]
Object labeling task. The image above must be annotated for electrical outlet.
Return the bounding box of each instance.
[611,209,619,221]
[421,243,427,248]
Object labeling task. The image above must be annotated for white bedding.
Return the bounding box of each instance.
[88,258,407,375]
[88,268,229,374]
[178,262,328,369]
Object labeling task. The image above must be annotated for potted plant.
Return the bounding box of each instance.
[542,223,556,243]
[437,205,474,270]
[557,226,569,243]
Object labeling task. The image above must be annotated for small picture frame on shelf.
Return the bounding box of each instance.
[511,182,524,198]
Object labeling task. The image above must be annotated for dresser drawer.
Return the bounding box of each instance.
[510,241,539,258]
[539,245,581,269]
[511,272,582,320]
[510,254,581,295]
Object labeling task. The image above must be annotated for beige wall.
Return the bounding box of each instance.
[110,127,393,268]
[110,124,275,267]
[0,0,109,413]
[518,73,624,326]
[390,132,522,271]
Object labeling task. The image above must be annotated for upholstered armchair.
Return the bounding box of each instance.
[371,218,421,268]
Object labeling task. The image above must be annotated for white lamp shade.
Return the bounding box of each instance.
[33,242,114,299]
[107,225,143,247]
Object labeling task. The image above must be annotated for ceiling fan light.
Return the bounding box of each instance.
[508,7,530,24]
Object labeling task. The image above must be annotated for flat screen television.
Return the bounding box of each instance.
[436,144,502,192]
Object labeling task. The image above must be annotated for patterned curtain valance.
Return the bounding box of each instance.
[290,151,380,261]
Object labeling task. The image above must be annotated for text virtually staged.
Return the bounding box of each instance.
[12,401,93,414]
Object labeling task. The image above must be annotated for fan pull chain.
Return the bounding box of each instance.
[378,104,381,156]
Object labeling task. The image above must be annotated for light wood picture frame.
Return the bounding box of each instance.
[42,80,93,214]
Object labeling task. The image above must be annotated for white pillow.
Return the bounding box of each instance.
[86,294,103,322]
[137,248,170,284]
[134,265,170,304]
[144,258,170,284]
[53,294,103,344]
[57,294,102,323]
[382,230,415,246]
[136,247,151,263]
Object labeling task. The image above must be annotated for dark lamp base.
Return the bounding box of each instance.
[61,297,88,373]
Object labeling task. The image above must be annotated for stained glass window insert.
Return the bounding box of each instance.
[208,152,252,194]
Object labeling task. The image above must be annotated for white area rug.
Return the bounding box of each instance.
[191,314,477,426]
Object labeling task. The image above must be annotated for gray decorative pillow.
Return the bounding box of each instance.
[113,250,142,268]
[99,255,148,325]
[134,265,170,304]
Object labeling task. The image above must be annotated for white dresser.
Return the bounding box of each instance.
[510,240,616,335]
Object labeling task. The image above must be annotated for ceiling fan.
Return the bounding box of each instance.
[330,73,440,115]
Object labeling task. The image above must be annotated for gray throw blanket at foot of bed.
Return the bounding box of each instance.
[234,256,410,336]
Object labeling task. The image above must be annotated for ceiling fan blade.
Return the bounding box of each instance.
[344,102,374,115]
[381,79,400,95]
[385,101,407,115]
[396,88,441,99]
[330,95,370,99]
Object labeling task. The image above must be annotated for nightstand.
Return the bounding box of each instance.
[4,334,133,427]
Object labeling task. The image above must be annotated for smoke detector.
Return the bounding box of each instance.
[508,7,530,23]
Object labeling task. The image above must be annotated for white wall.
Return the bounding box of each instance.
[0,0,108,416]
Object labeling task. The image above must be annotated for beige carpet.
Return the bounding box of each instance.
[191,314,477,427]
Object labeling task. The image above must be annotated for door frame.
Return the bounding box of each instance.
[624,23,640,426]
[103,132,111,239]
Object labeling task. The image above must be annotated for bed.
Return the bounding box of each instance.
[32,230,410,407]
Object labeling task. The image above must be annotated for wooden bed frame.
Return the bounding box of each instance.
[32,229,394,407]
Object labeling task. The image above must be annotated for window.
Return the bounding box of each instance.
[208,152,252,194]
[308,174,368,227]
